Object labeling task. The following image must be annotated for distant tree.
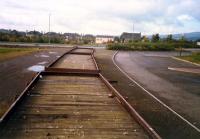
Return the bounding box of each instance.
[114,37,120,43]
[152,34,160,42]
[141,35,149,42]
[180,35,187,42]
[166,34,173,42]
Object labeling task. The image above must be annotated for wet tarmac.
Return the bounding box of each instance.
[115,51,200,129]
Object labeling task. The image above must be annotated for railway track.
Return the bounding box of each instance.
[0,47,161,139]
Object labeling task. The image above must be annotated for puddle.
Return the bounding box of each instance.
[34,55,40,57]
[38,61,49,65]
[144,54,169,57]
[40,54,50,58]
[28,65,45,72]
[34,54,50,58]
[49,51,58,54]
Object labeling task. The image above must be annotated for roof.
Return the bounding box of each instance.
[96,35,114,38]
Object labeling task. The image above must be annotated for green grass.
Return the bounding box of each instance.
[0,47,35,53]
[107,42,197,51]
[0,47,40,62]
[179,52,200,64]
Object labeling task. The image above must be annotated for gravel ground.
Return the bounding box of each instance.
[0,47,72,116]
[94,49,200,139]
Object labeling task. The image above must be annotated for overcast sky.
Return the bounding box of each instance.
[0,0,200,35]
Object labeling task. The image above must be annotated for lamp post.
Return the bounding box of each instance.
[179,33,184,57]
[48,13,51,44]
[132,22,134,41]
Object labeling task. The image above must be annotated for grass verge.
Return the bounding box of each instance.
[178,52,200,64]
[0,47,40,62]
[107,42,197,51]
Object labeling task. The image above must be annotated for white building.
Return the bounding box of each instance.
[95,35,114,44]
[197,42,200,46]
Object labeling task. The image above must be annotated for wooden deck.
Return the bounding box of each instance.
[72,48,93,54]
[53,54,96,70]
[0,75,149,139]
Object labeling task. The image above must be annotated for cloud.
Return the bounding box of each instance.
[178,15,193,21]
[0,0,200,35]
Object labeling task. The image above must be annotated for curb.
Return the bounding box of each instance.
[171,56,200,67]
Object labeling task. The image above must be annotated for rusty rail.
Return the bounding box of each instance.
[0,73,41,123]
[70,52,92,55]
[48,46,77,67]
[99,73,162,139]
[44,67,99,75]
[91,53,99,71]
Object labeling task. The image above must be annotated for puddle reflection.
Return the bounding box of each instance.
[28,65,45,72]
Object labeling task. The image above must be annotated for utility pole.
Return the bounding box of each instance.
[132,22,134,41]
[179,33,184,56]
[48,13,51,44]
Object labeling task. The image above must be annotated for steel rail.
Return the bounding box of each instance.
[48,46,77,67]
[0,73,41,123]
[44,67,100,75]
[70,52,92,55]
[91,52,99,71]
[99,73,162,139]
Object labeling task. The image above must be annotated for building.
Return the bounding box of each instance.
[120,32,141,42]
[197,42,200,46]
[26,31,41,38]
[64,33,81,41]
[95,35,114,44]
[82,34,95,43]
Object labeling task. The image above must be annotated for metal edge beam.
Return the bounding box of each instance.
[41,71,98,77]
[70,52,92,55]
[91,52,99,71]
[44,67,100,75]
[48,46,77,67]
[0,73,41,123]
[98,73,162,139]
[77,47,94,50]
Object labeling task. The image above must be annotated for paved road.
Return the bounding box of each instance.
[0,48,71,116]
[115,51,200,129]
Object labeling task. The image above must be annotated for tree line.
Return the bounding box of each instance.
[0,30,65,43]
[108,33,198,51]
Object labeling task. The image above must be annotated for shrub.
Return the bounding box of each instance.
[107,42,175,51]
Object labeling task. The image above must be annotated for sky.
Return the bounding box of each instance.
[0,0,200,35]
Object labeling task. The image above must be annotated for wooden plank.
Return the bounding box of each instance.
[0,75,149,139]
[0,128,147,139]
[53,54,96,70]
[72,49,93,53]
